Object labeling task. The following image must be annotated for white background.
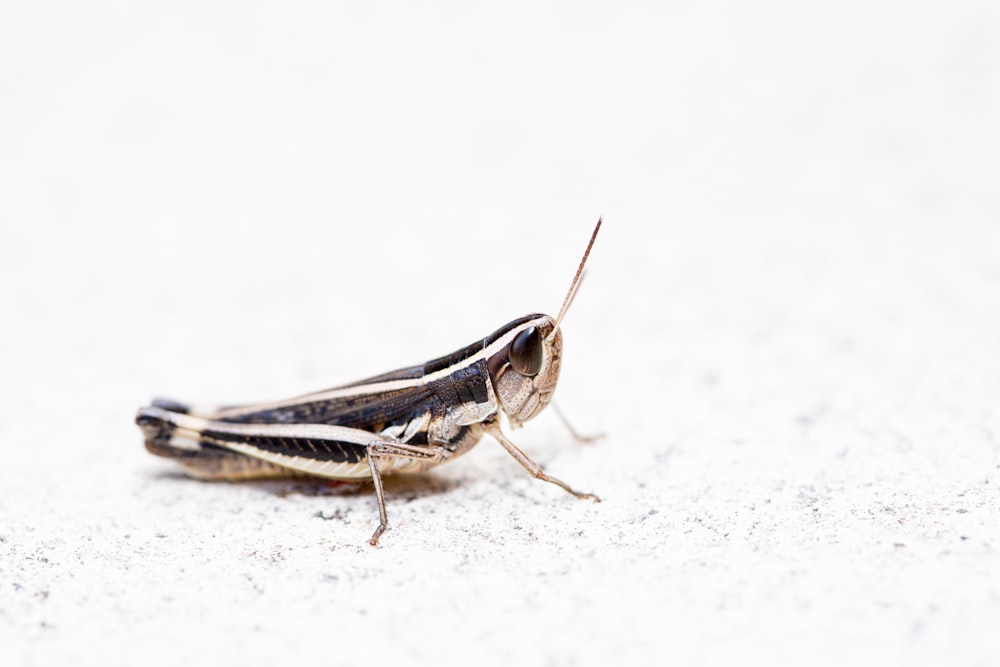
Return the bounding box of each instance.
[2,2,999,665]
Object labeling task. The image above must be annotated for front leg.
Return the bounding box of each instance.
[481,419,600,502]
[552,402,605,444]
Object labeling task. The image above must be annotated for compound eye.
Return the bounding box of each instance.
[509,326,543,376]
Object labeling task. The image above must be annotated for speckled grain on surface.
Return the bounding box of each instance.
[2,2,999,666]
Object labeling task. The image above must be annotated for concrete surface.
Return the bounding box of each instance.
[2,2,999,666]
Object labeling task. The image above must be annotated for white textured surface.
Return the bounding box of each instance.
[2,2,999,666]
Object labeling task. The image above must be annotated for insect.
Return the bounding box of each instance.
[136,218,603,545]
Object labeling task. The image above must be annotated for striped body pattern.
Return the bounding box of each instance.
[137,219,602,545]
[138,314,553,481]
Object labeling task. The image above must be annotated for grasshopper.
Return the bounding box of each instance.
[136,218,602,545]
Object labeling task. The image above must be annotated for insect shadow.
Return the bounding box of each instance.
[151,469,459,504]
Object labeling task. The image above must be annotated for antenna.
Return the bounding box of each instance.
[550,216,602,338]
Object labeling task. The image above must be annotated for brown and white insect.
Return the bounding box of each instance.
[136,218,603,545]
